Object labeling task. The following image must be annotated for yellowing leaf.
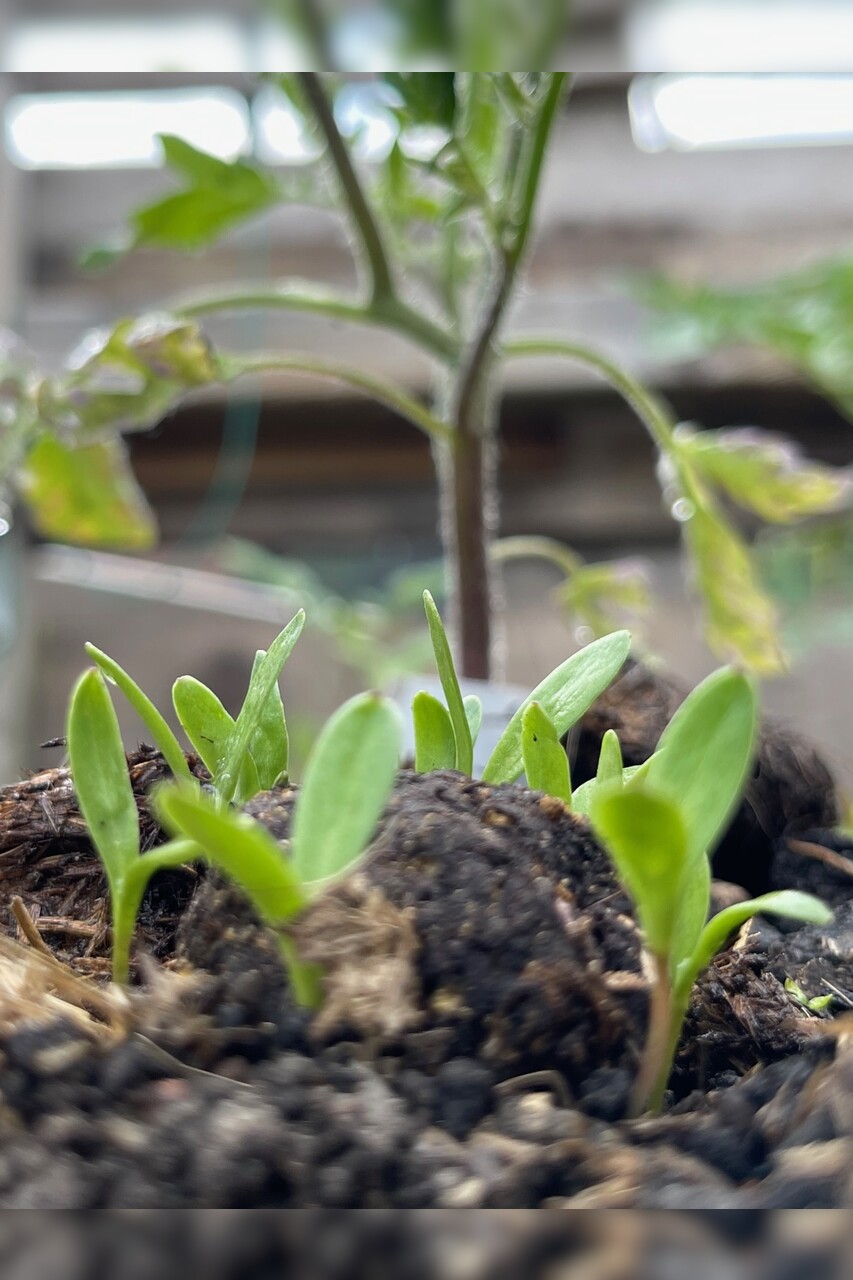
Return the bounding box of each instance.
[682,500,785,676]
[20,435,155,549]
[676,426,851,523]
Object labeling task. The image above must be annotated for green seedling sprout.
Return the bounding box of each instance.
[67,668,200,984]
[85,641,194,787]
[521,702,571,805]
[87,610,304,806]
[589,667,833,1116]
[157,690,403,1004]
[483,630,631,785]
[419,590,474,774]
[784,978,834,1014]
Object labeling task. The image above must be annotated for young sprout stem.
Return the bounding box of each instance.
[630,953,674,1117]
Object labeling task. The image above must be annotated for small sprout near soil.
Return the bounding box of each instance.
[521,702,571,805]
[413,592,630,786]
[157,690,403,1004]
[589,666,833,1116]
[86,609,304,806]
[67,668,201,984]
[784,978,834,1014]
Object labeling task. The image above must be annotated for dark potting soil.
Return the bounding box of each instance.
[0,675,850,1209]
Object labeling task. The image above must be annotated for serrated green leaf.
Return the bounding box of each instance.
[422,591,473,775]
[84,642,193,786]
[172,675,259,802]
[67,668,139,886]
[291,692,402,885]
[590,784,688,957]
[19,436,156,549]
[676,426,850,524]
[521,701,571,804]
[127,137,280,252]
[248,648,289,789]
[413,690,456,772]
[483,630,630,785]
[218,611,305,806]
[683,890,833,998]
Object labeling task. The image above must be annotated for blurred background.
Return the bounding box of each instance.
[3,2,853,791]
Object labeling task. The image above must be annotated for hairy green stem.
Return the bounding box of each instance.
[297,73,395,304]
[492,535,584,578]
[447,74,568,680]
[222,353,452,442]
[503,337,678,454]
[174,283,459,364]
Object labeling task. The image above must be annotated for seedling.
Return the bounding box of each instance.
[67,667,201,984]
[412,591,630,786]
[86,609,304,806]
[68,647,402,993]
[784,978,834,1015]
[589,667,833,1115]
[156,689,403,1005]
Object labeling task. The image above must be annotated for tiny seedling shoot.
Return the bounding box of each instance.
[413,589,631,786]
[67,612,402,995]
[587,667,833,1116]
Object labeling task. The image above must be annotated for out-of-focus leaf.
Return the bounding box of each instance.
[40,314,219,440]
[19,435,156,549]
[681,498,785,675]
[129,136,280,252]
[675,425,851,523]
[641,255,853,422]
[384,73,456,128]
[556,558,652,637]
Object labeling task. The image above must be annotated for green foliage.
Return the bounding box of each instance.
[19,436,156,550]
[642,254,853,421]
[412,690,456,772]
[157,687,402,1003]
[66,668,197,983]
[678,495,786,676]
[784,977,834,1014]
[290,691,403,884]
[86,611,304,807]
[215,610,305,805]
[247,648,290,789]
[171,676,260,804]
[483,630,631,785]
[85,643,194,786]
[421,590,474,774]
[70,626,401,997]
[596,729,623,786]
[588,666,831,1113]
[521,701,571,804]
